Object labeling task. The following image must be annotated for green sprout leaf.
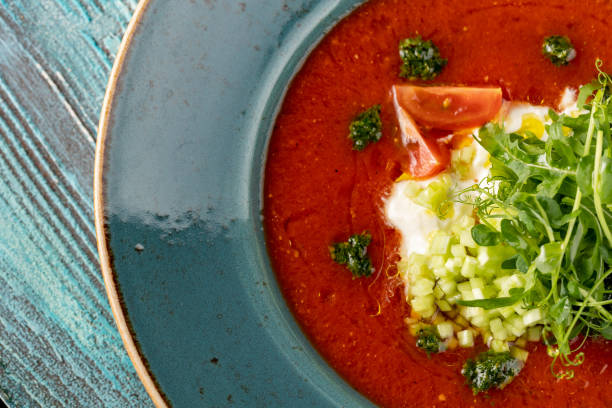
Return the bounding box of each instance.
[471,223,500,246]
[456,288,525,310]
[459,61,612,377]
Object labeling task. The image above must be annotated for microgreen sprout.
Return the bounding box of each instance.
[454,60,612,378]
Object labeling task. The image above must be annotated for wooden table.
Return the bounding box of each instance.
[0,1,151,406]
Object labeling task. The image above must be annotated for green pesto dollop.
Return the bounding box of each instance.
[399,36,447,80]
[348,105,382,151]
[330,232,374,278]
[462,351,523,394]
[416,326,443,355]
[542,35,576,66]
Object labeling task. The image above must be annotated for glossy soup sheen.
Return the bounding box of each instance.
[263,0,612,406]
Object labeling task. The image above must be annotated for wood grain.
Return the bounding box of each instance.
[0,0,151,406]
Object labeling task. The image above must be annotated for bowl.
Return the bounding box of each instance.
[94,0,373,406]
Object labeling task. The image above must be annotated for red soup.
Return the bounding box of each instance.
[263,0,612,406]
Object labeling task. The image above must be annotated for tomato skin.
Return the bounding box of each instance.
[407,134,449,179]
[392,85,503,130]
[392,88,450,178]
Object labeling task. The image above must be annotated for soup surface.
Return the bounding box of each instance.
[263,0,612,406]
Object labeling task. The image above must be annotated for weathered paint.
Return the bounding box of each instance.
[0,0,150,406]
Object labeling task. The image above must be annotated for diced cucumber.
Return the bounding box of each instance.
[511,346,529,362]
[436,299,452,312]
[457,281,472,293]
[411,278,435,296]
[457,329,474,347]
[433,267,449,279]
[428,255,446,270]
[504,320,524,338]
[411,295,435,318]
[477,247,494,267]
[493,275,510,290]
[459,288,475,301]
[446,292,461,305]
[433,285,446,300]
[508,314,525,332]
[451,244,466,258]
[430,232,452,255]
[514,337,527,348]
[462,306,481,319]
[461,256,478,278]
[469,277,485,290]
[450,148,462,162]
[398,172,542,356]
[454,315,470,328]
[491,339,509,352]
[459,229,477,248]
[413,175,451,212]
[444,258,462,275]
[409,263,432,281]
[437,321,454,339]
[451,215,475,236]
[482,331,493,347]
[408,253,428,266]
[489,318,508,340]
[523,309,542,326]
[499,274,524,296]
[526,326,541,342]
[438,277,457,295]
[482,285,497,299]
[513,304,528,316]
[472,287,485,300]
[451,145,476,179]
[471,314,490,329]
[477,266,496,281]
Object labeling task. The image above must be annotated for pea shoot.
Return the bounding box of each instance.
[456,60,612,379]
[542,35,576,66]
[398,36,447,80]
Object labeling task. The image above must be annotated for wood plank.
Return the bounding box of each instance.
[0,0,151,406]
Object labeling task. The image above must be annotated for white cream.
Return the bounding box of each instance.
[559,87,578,112]
[385,171,480,256]
[501,102,550,133]
[387,180,448,255]
[502,87,579,137]
[463,140,490,186]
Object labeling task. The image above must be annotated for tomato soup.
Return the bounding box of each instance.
[263,0,612,406]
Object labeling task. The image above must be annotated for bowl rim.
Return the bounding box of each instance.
[93,0,167,406]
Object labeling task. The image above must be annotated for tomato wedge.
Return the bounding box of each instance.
[392,88,449,178]
[392,85,502,130]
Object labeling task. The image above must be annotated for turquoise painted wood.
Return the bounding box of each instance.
[0,0,151,406]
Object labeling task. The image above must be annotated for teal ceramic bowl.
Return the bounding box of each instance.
[94,0,376,406]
